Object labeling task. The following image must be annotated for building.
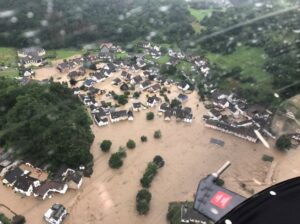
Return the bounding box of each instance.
[140,80,152,90]
[17,47,45,58]
[147,96,160,107]
[110,110,128,123]
[94,108,109,127]
[19,55,43,68]
[177,94,188,103]
[131,75,143,85]
[14,175,40,197]
[44,204,68,224]
[133,102,143,112]
[205,119,258,143]
[128,110,134,121]
[2,167,24,187]
[34,181,68,200]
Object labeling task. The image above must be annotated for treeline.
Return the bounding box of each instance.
[0,78,94,172]
[0,0,194,49]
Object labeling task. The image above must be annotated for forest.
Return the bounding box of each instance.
[0,78,94,172]
[0,0,194,49]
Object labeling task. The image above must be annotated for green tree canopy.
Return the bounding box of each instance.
[276,135,292,151]
[100,140,112,152]
[0,78,94,172]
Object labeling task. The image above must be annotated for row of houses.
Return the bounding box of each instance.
[1,163,82,200]
[204,119,258,143]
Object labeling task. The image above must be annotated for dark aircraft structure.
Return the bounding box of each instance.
[191,161,300,224]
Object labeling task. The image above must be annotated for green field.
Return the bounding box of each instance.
[47,49,83,60]
[0,68,19,78]
[156,55,170,64]
[188,7,213,22]
[191,21,202,33]
[207,46,271,83]
[116,52,128,59]
[0,47,17,67]
[176,61,193,73]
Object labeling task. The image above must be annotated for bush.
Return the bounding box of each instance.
[154,130,161,139]
[141,136,148,142]
[133,91,141,98]
[136,189,152,203]
[146,112,154,120]
[276,135,292,151]
[12,215,26,224]
[127,139,136,149]
[100,140,112,152]
[136,200,150,215]
[153,155,165,168]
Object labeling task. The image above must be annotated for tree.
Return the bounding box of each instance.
[153,155,165,168]
[276,135,292,151]
[136,200,150,215]
[108,153,123,169]
[170,99,181,108]
[126,139,136,149]
[133,91,141,98]
[146,112,154,120]
[100,140,112,152]
[154,130,162,139]
[69,79,77,86]
[0,78,94,174]
[136,189,152,203]
[140,162,158,188]
[141,136,148,142]
[117,95,128,105]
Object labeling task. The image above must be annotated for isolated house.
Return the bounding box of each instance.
[177,94,188,103]
[44,204,68,224]
[132,102,142,112]
[147,96,160,107]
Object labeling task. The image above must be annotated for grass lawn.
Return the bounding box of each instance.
[47,49,83,60]
[176,61,193,73]
[155,55,170,64]
[116,52,128,59]
[0,47,17,67]
[188,7,213,22]
[0,68,19,78]
[191,21,202,33]
[206,46,271,83]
